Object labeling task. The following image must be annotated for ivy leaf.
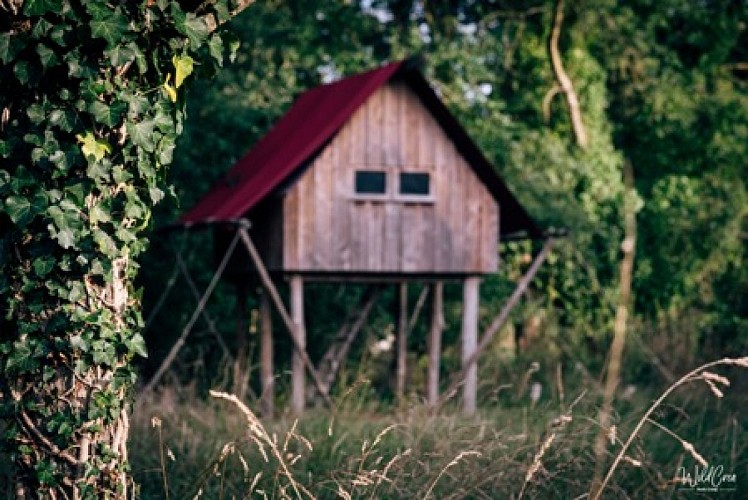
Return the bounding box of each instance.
[6,340,35,373]
[89,203,111,224]
[69,334,89,353]
[127,334,148,358]
[127,120,155,152]
[90,11,129,48]
[223,32,240,63]
[124,93,149,118]
[149,187,164,204]
[115,226,136,243]
[93,228,118,257]
[14,60,29,84]
[27,104,46,124]
[53,227,76,249]
[5,196,31,226]
[5,192,47,227]
[104,44,135,67]
[178,14,209,49]
[157,137,175,166]
[36,44,59,69]
[92,346,115,366]
[87,160,110,184]
[207,34,224,67]
[76,132,111,162]
[23,0,59,15]
[172,54,194,88]
[89,100,126,127]
[33,257,55,277]
[0,33,24,65]
[112,165,133,184]
[49,109,76,132]
[162,74,177,103]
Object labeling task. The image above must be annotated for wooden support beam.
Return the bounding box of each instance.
[142,232,240,395]
[436,238,556,410]
[461,277,480,415]
[259,288,274,418]
[290,275,306,413]
[407,285,429,335]
[318,286,381,394]
[427,282,444,406]
[232,283,249,398]
[396,282,408,405]
[173,250,232,359]
[236,225,333,408]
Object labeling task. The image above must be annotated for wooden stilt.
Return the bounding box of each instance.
[290,275,306,413]
[236,226,332,407]
[436,238,556,411]
[396,283,408,405]
[427,282,444,407]
[462,277,480,415]
[232,283,249,398]
[259,288,274,418]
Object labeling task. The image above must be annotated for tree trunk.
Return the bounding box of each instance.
[0,2,256,496]
[590,162,637,496]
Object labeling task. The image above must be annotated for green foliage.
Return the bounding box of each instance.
[0,0,240,496]
[138,0,747,401]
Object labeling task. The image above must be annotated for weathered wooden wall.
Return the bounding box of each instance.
[280,80,499,275]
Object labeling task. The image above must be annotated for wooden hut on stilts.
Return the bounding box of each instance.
[159,59,554,417]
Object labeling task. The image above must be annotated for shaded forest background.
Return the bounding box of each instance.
[139,0,747,401]
[130,0,748,495]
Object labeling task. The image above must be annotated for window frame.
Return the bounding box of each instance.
[352,170,388,199]
[395,171,433,202]
[349,167,435,204]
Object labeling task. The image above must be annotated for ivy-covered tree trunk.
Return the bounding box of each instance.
[0,1,244,497]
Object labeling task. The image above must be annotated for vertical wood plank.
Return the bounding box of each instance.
[283,186,299,270]
[465,170,480,272]
[384,199,401,271]
[427,281,444,406]
[313,147,333,270]
[480,198,499,273]
[402,84,420,166]
[259,288,274,418]
[349,102,365,165]
[290,275,306,413]
[433,118,449,273]
[335,126,353,270]
[365,89,384,165]
[299,170,315,269]
[383,85,399,166]
[368,203,384,272]
[401,205,419,272]
[462,277,480,415]
[396,282,408,405]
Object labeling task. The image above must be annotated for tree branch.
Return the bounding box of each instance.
[548,0,588,148]
[203,0,257,33]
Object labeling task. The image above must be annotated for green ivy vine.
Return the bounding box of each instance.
[0,0,238,496]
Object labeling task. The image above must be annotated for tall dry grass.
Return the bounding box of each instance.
[126,356,748,499]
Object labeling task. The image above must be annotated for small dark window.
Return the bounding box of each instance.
[355,171,387,194]
[399,172,430,196]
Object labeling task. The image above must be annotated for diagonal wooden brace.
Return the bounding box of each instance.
[436,238,556,409]
[236,224,333,408]
[142,231,241,395]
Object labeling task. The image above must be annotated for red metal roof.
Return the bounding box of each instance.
[180,60,541,238]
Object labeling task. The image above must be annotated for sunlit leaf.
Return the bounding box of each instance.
[172,54,194,88]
